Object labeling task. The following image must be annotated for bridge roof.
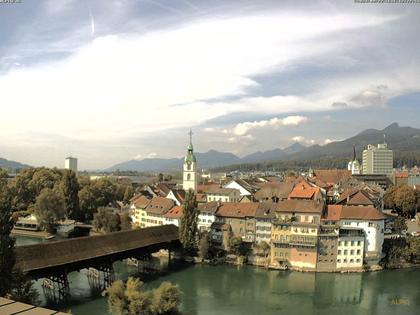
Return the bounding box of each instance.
[15,225,179,273]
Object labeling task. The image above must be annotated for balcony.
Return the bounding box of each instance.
[289,235,318,247]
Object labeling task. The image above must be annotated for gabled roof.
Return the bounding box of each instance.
[323,205,342,221]
[198,201,220,215]
[132,195,151,208]
[336,189,375,206]
[312,169,352,185]
[288,181,320,200]
[207,187,239,195]
[169,189,186,203]
[196,193,207,203]
[275,199,324,214]
[145,197,175,215]
[197,183,221,193]
[216,202,259,218]
[164,206,183,219]
[254,182,294,201]
[255,202,276,219]
[339,205,386,221]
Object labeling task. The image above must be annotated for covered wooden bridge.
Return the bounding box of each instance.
[15,225,180,302]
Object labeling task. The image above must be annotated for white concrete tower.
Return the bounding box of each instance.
[183,129,197,192]
[65,156,78,176]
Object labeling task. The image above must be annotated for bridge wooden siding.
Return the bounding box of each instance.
[15,224,180,278]
[0,297,69,315]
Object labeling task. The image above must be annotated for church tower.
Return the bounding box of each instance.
[183,129,197,191]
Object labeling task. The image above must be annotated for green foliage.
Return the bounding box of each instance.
[258,241,270,257]
[384,185,418,217]
[179,190,199,253]
[34,188,66,233]
[0,183,15,296]
[105,277,181,315]
[120,212,133,231]
[93,207,121,233]
[229,236,248,256]
[198,232,210,260]
[123,186,134,204]
[9,271,39,304]
[382,236,420,268]
[57,170,81,221]
[393,217,407,234]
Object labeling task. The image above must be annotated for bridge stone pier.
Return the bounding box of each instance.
[15,225,180,303]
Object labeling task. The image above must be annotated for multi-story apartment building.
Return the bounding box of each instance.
[206,188,241,203]
[338,205,385,265]
[362,143,393,175]
[336,229,364,270]
[271,200,324,270]
[197,201,220,232]
[214,203,259,243]
[254,203,276,244]
[139,197,175,228]
[317,205,340,271]
[130,195,151,228]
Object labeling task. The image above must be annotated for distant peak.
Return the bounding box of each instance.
[383,122,400,130]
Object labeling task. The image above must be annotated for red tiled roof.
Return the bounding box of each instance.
[196,193,207,202]
[254,182,294,201]
[164,206,183,219]
[197,183,221,193]
[275,199,324,214]
[132,195,151,208]
[339,205,385,220]
[216,202,259,218]
[313,169,351,185]
[145,197,175,215]
[198,201,220,215]
[288,181,320,200]
[323,205,342,221]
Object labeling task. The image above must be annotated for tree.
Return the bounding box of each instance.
[105,277,181,315]
[179,189,199,253]
[120,212,132,231]
[258,241,270,257]
[393,216,408,234]
[123,186,134,204]
[0,183,15,297]
[394,185,417,217]
[34,188,66,233]
[198,233,210,260]
[0,181,38,303]
[58,170,81,221]
[93,207,121,233]
[151,281,182,314]
[79,184,99,221]
[229,236,248,256]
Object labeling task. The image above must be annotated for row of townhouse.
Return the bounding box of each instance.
[131,194,385,271]
[209,200,385,271]
[130,195,218,231]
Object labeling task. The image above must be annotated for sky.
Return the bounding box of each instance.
[0,0,419,170]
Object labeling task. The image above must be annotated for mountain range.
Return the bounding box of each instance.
[0,157,30,171]
[106,123,420,172]
[2,123,420,172]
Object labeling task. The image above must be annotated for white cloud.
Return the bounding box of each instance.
[0,9,408,168]
[233,116,307,136]
[292,136,316,145]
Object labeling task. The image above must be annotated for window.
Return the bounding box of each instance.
[187,163,191,170]
[187,173,191,180]
[350,259,354,263]
[337,259,341,263]
[351,241,355,246]
[344,250,348,255]
[357,249,361,255]
[343,259,347,263]
[344,241,348,246]
[338,250,342,255]
[350,250,354,255]
[357,241,361,246]
[356,259,361,263]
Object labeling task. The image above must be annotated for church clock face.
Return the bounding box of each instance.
[187,161,191,170]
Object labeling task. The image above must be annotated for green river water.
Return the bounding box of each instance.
[16,236,420,315]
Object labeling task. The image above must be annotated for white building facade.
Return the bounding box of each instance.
[362,144,393,175]
[65,157,78,175]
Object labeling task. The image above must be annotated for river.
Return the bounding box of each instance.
[15,236,420,315]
